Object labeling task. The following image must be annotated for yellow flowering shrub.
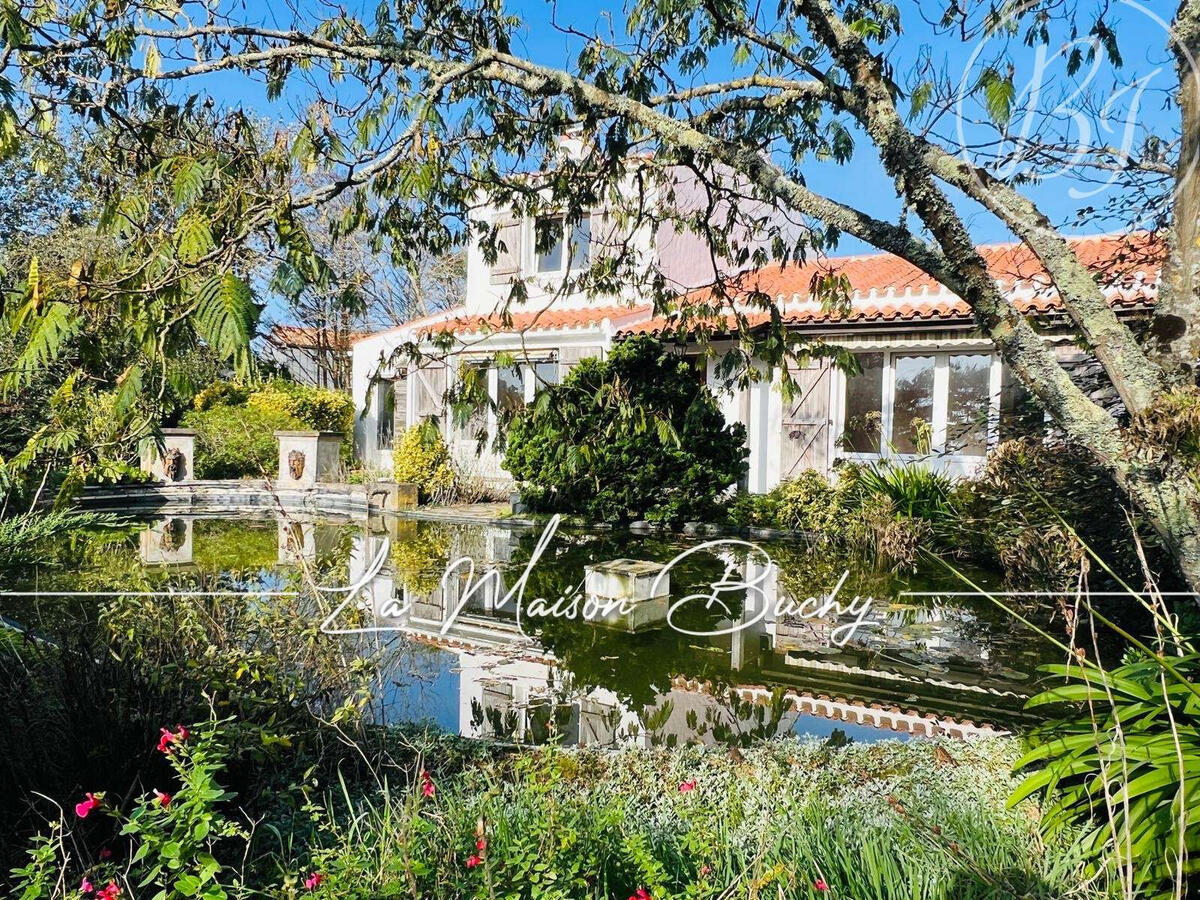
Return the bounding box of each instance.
[392,423,456,503]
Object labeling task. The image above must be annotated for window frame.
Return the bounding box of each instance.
[528,213,593,277]
[834,348,1002,464]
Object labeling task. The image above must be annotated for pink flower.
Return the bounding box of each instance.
[420,771,435,798]
[98,848,113,860]
[303,872,323,891]
[96,882,121,900]
[157,725,189,755]
[627,890,651,900]
[80,877,94,894]
[75,793,101,818]
[699,864,711,877]
[153,789,172,809]
[814,878,829,892]
[678,780,696,793]
[465,855,482,869]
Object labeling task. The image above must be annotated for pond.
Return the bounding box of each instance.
[4,510,1060,747]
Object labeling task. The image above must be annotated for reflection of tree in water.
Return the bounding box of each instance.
[638,687,796,749]
[502,526,751,708]
[769,541,1047,677]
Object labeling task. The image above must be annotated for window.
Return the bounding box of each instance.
[999,365,1042,439]
[946,354,991,455]
[456,361,489,440]
[536,216,564,273]
[376,381,395,451]
[843,352,884,453]
[536,214,591,274]
[531,360,558,395]
[891,355,935,454]
[569,216,591,270]
[839,350,1001,462]
[496,364,524,413]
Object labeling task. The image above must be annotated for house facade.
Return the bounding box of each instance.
[350,193,1155,492]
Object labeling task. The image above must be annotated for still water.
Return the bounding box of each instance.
[8,511,1058,746]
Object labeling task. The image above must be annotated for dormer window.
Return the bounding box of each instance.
[536,217,564,273]
[535,214,591,274]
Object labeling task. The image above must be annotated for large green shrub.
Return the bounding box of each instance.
[503,337,748,524]
[181,380,354,479]
[182,400,302,478]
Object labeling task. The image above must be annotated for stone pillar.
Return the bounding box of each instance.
[140,428,197,483]
[275,431,344,487]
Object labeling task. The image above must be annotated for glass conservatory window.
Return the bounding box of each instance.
[843,352,884,453]
[891,354,935,454]
[839,350,1004,461]
[946,353,991,456]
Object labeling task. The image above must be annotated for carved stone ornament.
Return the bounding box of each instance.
[288,449,306,480]
[160,518,186,552]
[163,447,186,481]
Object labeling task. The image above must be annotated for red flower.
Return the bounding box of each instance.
[627,890,651,900]
[75,793,101,818]
[153,789,172,809]
[814,878,829,892]
[465,855,482,869]
[304,872,323,890]
[80,877,94,894]
[96,881,121,900]
[678,780,696,793]
[420,771,435,798]
[157,725,189,755]
[475,837,487,852]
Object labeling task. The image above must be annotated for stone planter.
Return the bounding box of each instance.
[583,558,672,631]
[275,431,344,487]
[140,428,197,483]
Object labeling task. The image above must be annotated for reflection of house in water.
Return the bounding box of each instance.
[353,519,1043,746]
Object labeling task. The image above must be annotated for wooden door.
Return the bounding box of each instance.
[780,361,832,478]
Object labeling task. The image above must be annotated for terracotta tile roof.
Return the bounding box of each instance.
[348,307,467,346]
[268,325,371,350]
[417,304,651,338]
[620,233,1159,336]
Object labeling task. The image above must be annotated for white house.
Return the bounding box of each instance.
[350,178,1155,491]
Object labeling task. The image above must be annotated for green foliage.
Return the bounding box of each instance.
[11,719,248,900]
[245,381,353,434]
[283,737,1099,899]
[389,520,453,593]
[960,438,1147,589]
[854,460,955,524]
[728,468,853,534]
[391,422,457,503]
[182,380,353,478]
[182,399,302,479]
[504,337,748,524]
[726,463,946,567]
[1014,652,1200,896]
[192,381,251,411]
[0,510,121,571]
